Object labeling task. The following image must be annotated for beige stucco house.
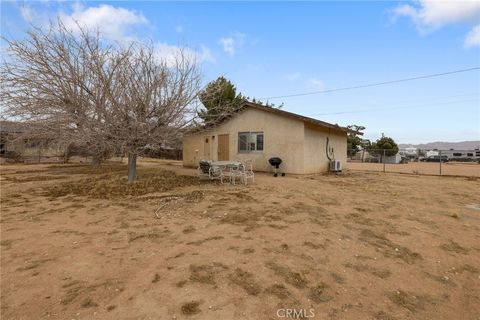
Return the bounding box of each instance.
[183,102,352,174]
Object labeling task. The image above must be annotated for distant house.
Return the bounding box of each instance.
[428,149,480,161]
[353,149,402,163]
[0,121,64,162]
[183,102,355,174]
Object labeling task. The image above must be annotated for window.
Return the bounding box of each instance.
[453,153,462,157]
[238,132,264,153]
[467,153,473,157]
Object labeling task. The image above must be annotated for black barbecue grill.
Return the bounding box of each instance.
[268,157,285,177]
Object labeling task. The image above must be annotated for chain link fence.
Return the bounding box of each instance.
[347,148,480,177]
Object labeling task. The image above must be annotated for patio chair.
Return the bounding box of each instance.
[231,159,255,185]
[198,160,212,179]
[242,159,255,185]
[209,164,232,184]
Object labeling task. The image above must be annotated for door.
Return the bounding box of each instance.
[203,136,210,158]
[217,134,229,161]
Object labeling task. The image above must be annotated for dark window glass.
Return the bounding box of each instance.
[238,132,264,152]
[256,133,264,151]
[238,133,248,152]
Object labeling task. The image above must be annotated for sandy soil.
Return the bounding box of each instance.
[1,159,479,320]
[347,161,480,177]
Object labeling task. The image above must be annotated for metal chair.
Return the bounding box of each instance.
[242,159,255,185]
[209,164,231,184]
[231,160,255,185]
[198,160,212,179]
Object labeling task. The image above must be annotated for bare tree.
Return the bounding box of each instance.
[0,22,122,164]
[1,21,201,182]
[109,44,201,181]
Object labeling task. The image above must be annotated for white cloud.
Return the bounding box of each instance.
[16,3,215,66]
[391,0,480,48]
[59,4,148,42]
[218,32,246,56]
[198,45,215,63]
[282,72,301,81]
[19,5,33,22]
[219,37,235,55]
[309,78,325,91]
[464,24,480,48]
[154,43,215,66]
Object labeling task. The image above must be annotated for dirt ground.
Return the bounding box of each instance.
[1,159,479,320]
[347,161,480,177]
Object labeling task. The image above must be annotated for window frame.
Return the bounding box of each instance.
[238,131,264,153]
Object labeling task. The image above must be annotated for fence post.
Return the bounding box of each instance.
[383,149,386,173]
[439,150,442,175]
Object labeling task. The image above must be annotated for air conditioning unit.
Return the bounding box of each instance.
[330,160,342,172]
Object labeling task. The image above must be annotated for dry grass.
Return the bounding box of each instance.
[181,301,201,315]
[359,229,422,264]
[189,263,227,285]
[344,262,391,279]
[182,225,196,234]
[2,161,479,320]
[387,290,434,312]
[80,298,98,308]
[220,211,262,231]
[3,175,66,183]
[265,262,307,289]
[228,268,261,296]
[439,240,470,254]
[128,229,168,242]
[151,274,160,283]
[373,311,397,320]
[47,163,127,175]
[330,272,346,284]
[264,284,291,299]
[186,236,224,246]
[44,167,200,198]
[308,282,333,303]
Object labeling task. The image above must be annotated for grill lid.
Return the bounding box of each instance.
[268,157,282,167]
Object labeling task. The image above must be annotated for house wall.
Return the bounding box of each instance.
[303,123,347,173]
[183,108,306,174]
[183,132,211,168]
[0,134,64,157]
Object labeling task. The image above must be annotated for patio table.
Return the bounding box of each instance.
[211,160,242,169]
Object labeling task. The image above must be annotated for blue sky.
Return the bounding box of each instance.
[1,1,479,144]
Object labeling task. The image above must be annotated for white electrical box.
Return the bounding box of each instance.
[330,160,342,172]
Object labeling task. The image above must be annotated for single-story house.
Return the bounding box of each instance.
[0,121,65,163]
[353,149,403,164]
[183,102,356,174]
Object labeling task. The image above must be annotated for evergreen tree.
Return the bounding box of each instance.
[198,77,245,123]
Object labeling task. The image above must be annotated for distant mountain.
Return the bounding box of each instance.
[399,141,480,150]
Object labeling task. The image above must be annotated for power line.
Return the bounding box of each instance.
[259,67,480,100]
[306,98,479,117]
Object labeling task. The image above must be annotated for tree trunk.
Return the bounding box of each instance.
[127,153,137,183]
[91,155,101,166]
[64,145,70,164]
